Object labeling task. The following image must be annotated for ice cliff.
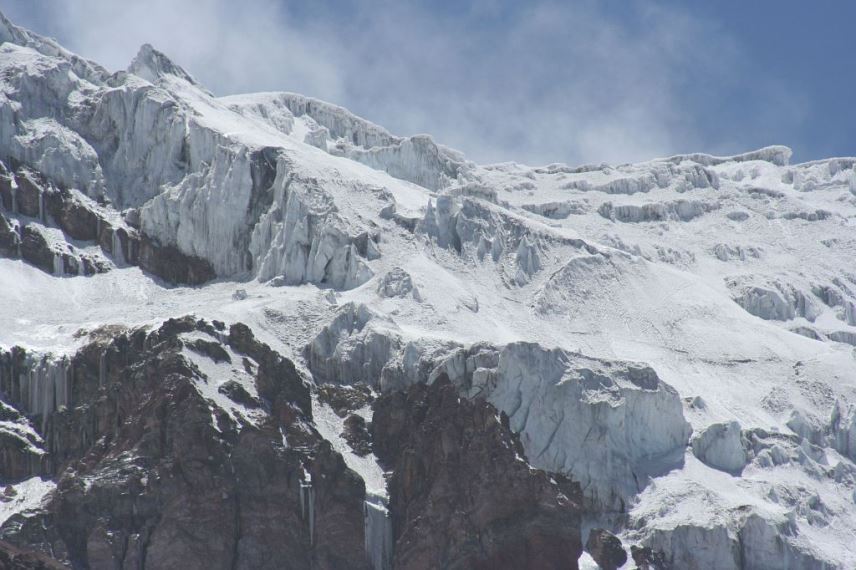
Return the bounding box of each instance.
[2,10,856,568]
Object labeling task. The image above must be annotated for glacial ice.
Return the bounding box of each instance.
[691,421,747,474]
[3,12,856,566]
[364,492,393,570]
[728,278,821,322]
[431,342,692,511]
[598,199,719,223]
[224,92,472,191]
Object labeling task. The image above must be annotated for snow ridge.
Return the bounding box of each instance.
[1,10,856,568]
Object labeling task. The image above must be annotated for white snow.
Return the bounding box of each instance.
[0,477,55,526]
[1,14,856,566]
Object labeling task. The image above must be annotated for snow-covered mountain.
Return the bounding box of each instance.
[1,10,855,569]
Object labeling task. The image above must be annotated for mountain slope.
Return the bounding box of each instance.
[0,11,855,569]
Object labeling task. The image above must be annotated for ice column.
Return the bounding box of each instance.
[52,252,63,276]
[112,231,124,265]
[364,492,393,570]
[38,188,45,223]
[299,468,315,545]
[98,350,107,388]
[849,167,856,196]
[24,356,71,431]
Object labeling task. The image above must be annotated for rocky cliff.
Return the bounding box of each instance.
[1,9,856,569]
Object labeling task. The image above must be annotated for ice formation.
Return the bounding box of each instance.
[2,9,856,567]
[364,492,394,570]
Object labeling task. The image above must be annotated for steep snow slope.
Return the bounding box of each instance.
[1,11,856,569]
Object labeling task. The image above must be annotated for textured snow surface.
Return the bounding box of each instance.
[0,477,55,526]
[2,11,856,567]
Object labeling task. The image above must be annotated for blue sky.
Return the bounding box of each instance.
[3,0,854,166]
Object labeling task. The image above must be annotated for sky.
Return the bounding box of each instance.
[2,0,854,167]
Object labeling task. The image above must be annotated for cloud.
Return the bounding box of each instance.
[6,0,347,101]
[1,0,805,166]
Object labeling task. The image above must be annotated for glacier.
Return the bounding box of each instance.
[0,9,856,569]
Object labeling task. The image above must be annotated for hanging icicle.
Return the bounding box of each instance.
[364,492,393,570]
[38,188,45,223]
[99,349,107,388]
[299,467,315,545]
[112,230,124,265]
[21,355,71,432]
[52,252,63,277]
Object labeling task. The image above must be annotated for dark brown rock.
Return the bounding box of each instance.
[132,232,217,285]
[341,414,372,456]
[372,375,583,570]
[317,384,374,418]
[228,323,312,418]
[1,317,369,570]
[0,427,48,483]
[19,226,53,274]
[586,528,627,570]
[219,380,260,408]
[0,539,65,569]
[50,192,101,241]
[0,162,215,285]
[631,545,670,570]
[0,213,20,258]
[186,338,231,364]
[0,165,13,211]
[14,170,46,220]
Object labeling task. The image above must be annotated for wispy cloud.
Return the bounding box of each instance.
[2,0,805,166]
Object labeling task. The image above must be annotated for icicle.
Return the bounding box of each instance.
[99,350,107,388]
[364,492,393,570]
[77,258,84,276]
[112,230,124,265]
[52,252,63,277]
[300,467,315,545]
[308,484,315,545]
[55,356,70,412]
[38,188,45,223]
[10,181,17,213]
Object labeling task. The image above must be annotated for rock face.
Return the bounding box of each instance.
[372,376,583,570]
[0,317,369,570]
[4,9,856,569]
[0,25,377,288]
[0,161,213,283]
[432,343,692,511]
[0,540,65,570]
[585,529,627,570]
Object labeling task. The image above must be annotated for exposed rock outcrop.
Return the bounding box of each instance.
[0,540,65,570]
[585,528,627,570]
[372,376,582,570]
[0,317,369,569]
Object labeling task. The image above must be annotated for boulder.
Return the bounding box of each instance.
[585,528,627,570]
